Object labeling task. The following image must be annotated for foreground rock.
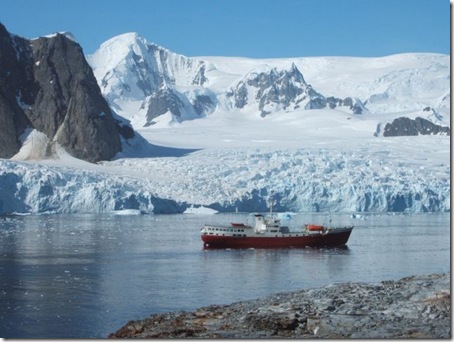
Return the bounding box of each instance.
[109,273,450,338]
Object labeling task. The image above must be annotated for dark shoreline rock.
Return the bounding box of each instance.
[108,273,450,339]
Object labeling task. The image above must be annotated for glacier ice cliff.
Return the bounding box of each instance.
[0,143,449,215]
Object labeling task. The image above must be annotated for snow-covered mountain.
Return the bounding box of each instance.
[88,33,218,127]
[87,34,372,126]
[88,33,449,129]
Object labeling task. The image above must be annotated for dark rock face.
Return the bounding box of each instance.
[232,83,248,108]
[142,83,214,125]
[0,24,34,158]
[326,96,367,114]
[229,63,326,117]
[383,117,450,137]
[0,23,123,162]
[191,63,208,86]
[192,95,215,115]
[143,86,184,125]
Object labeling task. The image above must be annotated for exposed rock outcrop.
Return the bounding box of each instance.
[228,63,325,116]
[0,23,126,162]
[326,96,368,114]
[383,117,450,137]
[143,86,184,125]
[227,64,369,117]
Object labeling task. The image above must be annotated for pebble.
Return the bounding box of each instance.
[108,273,450,339]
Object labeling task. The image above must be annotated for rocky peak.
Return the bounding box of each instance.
[227,63,372,117]
[228,63,326,116]
[88,32,217,127]
[89,33,195,99]
[0,23,126,162]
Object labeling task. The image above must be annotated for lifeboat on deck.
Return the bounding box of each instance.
[307,224,325,232]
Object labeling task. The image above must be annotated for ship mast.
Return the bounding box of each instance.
[267,191,275,218]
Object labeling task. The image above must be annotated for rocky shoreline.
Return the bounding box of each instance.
[109,273,450,338]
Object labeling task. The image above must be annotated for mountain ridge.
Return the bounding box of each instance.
[87,32,450,130]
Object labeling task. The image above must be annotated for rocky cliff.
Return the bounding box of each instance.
[0,23,126,162]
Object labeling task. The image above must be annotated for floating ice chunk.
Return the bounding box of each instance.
[111,209,144,215]
[184,206,218,215]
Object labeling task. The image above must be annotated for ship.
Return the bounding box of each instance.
[201,208,353,249]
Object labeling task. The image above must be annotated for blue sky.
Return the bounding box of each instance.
[1,0,450,58]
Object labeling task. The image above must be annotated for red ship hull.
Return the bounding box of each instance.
[202,228,352,249]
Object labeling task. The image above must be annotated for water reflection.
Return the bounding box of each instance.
[0,212,449,338]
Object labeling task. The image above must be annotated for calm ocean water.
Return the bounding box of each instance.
[0,212,450,338]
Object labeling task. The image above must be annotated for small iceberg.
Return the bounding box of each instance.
[184,206,218,215]
[111,209,144,216]
[277,212,296,221]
